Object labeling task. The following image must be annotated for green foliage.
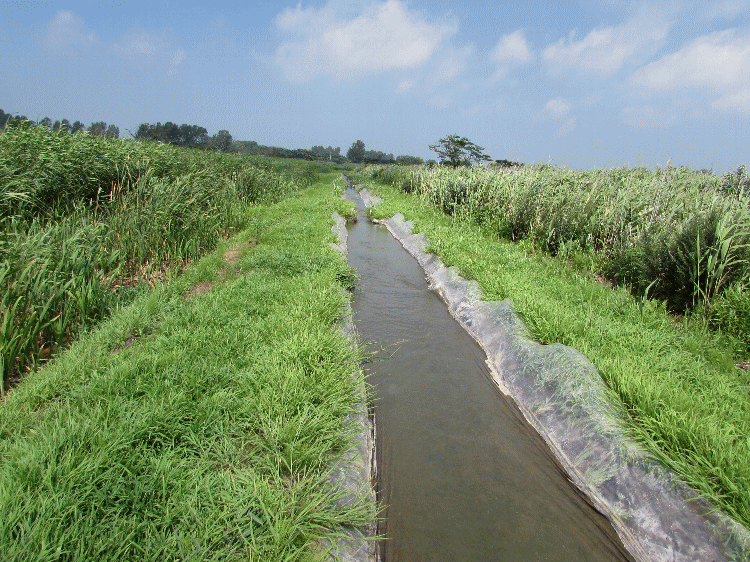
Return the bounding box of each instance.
[346,139,366,163]
[711,283,750,349]
[720,164,750,199]
[363,163,750,316]
[396,155,424,165]
[428,134,492,168]
[0,123,319,393]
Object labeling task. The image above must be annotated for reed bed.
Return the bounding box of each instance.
[0,123,317,393]
[365,164,750,342]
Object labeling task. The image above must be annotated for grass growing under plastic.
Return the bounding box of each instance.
[355,176,750,533]
[0,176,373,561]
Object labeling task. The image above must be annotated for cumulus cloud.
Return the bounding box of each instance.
[435,45,473,81]
[112,29,186,77]
[489,30,532,79]
[44,10,98,50]
[544,97,572,118]
[543,7,669,75]
[712,88,750,114]
[395,79,415,93]
[630,29,750,92]
[267,0,457,82]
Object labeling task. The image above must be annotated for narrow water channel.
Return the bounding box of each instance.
[345,186,635,562]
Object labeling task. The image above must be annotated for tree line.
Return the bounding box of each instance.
[346,139,424,165]
[0,109,120,139]
[134,122,234,152]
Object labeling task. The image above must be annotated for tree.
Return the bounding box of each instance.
[211,130,233,152]
[39,117,52,129]
[89,121,107,136]
[397,155,424,165]
[60,119,71,134]
[347,140,366,163]
[106,124,120,139]
[428,134,491,168]
[71,120,85,134]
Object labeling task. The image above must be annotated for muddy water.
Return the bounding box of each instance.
[345,187,635,562]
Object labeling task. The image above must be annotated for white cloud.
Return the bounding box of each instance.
[543,8,669,75]
[630,29,750,92]
[490,30,532,79]
[712,88,750,114]
[267,0,457,82]
[395,79,414,93]
[44,10,98,50]
[112,29,186,77]
[544,97,571,118]
[621,104,678,128]
[435,45,473,81]
[702,1,749,20]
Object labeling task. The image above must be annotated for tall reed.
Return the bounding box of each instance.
[0,123,316,393]
[364,164,750,316]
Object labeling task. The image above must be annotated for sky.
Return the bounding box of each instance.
[1,0,749,172]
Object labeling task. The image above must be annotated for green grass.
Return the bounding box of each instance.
[354,176,750,533]
[0,123,329,393]
[0,176,374,560]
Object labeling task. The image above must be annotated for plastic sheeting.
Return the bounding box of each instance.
[355,186,750,562]
[325,212,377,562]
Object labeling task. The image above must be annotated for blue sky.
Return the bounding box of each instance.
[1,0,749,172]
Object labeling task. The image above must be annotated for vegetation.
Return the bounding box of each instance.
[0,175,373,560]
[428,135,492,168]
[363,163,750,320]
[0,122,322,393]
[346,140,366,164]
[353,165,750,532]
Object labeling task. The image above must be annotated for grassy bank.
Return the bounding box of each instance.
[0,175,373,560]
[0,123,345,393]
[351,171,750,532]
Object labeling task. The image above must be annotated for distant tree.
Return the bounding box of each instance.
[211,129,233,152]
[179,124,208,148]
[396,155,424,165]
[0,109,8,128]
[162,121,181,144]
[429,135,491,168]
[71,120,86,134]
[347,140,366,163]
[60,119,72,134]
[105,124,120,139]
[52,120,61,131]
[135,123,157,141]
[39,117,52,129]
[493,158,523,168]
[89,121,107,136]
